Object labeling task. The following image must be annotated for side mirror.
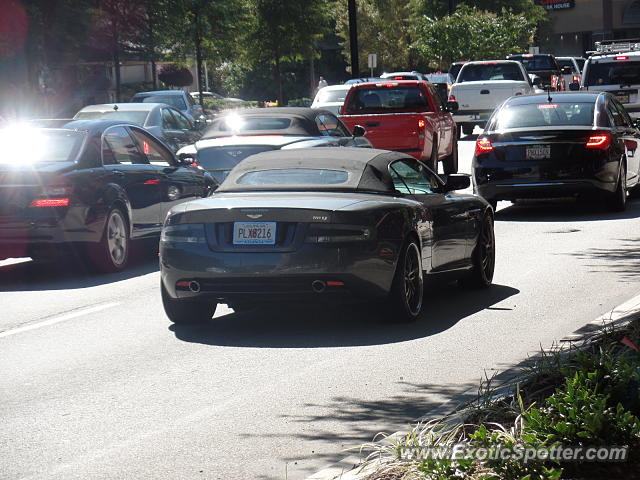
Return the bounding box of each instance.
[441,173,470,192]
[569,82,580,91]
[561,66,572,75]
[178,152,196,165]
[352,125,366,137]
[445,101,459,113]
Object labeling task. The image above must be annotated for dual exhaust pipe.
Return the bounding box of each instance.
[184,279,336,294]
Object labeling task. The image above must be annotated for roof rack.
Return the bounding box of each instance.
[587,38,640,56]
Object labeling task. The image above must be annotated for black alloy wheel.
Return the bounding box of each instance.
[461,214,495,288]
[161,281,217,324]
[387,240,424,323]
[607,165,627,212]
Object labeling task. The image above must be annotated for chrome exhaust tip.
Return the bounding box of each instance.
[311,280,326,293]
[189,280,201,293]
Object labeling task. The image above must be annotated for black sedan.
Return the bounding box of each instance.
[177,107,372,183]
[0,120,216,271]
[473,92,640,211]
[160,148,495,324]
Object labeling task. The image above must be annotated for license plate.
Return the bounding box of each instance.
[233,222,276,245]
[615,94,630,104]
[526,145,551,160]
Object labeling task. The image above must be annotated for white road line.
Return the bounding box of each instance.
[0,302,121,339]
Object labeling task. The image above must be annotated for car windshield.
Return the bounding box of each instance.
[345,86,429,112]
[316,89,349,103]
[0,128,84,164]
[236,168,349,186]
[458,64,524,82]
[74,110,149,125]
[197,146,275,182]
[585,60,640,87]
[132,94,187,110]
[491,102,595,129]
[509,56,557,71]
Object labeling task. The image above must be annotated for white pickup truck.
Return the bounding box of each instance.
[449,60,533,135]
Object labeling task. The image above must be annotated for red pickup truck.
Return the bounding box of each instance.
[339,80,459,173]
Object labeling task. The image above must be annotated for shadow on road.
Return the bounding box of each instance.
[171,283,519,348]
[0,241,159,292]
[495,197,640,222]
[567,237,640,280]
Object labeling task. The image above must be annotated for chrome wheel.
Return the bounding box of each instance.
[403,243,423,316]
[106,210,127,266]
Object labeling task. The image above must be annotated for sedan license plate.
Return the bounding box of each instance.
[615,93,630,104]
[526,145,551,160]
[233,222,276,245]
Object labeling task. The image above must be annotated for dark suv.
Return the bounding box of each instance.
[507,54,566,91]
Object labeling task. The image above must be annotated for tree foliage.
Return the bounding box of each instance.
[158,63,193,87]
[412,5,538,70]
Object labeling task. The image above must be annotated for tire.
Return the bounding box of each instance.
[161,281,217,324]
[426,141,438,173]
[442,137,458,174]
[89,207,130,272]
[462,124,475,136]
[606,165,627,212]
[460,214,495,289]
[386,239,424,323]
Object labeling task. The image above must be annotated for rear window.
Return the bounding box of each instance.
[345,86,430,112]
[74,110,149,125]
[458,64,524,82]
[557,59,577,72]
[132,94,187,110]
[585,60,640,87]
[197,146,274,183]
[425,74,452,84]
[209,116,292,132]
[237,168,348,186]
[0,128,84,163]
[509,55,558,72]
[316,89,350,103]
[491,102,595,130]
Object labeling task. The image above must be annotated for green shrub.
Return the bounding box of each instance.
[286,97,312,107]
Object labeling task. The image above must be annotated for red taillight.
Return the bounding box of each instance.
[586,133,611,149]
[572,75,580,83]
[616,56,629,61]
[326,281,345,287]
[448,95,456,103]
[417,119,426,128]
[475,137,494,155]
[30,198,70,207]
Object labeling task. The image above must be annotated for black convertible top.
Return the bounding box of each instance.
[217,147,413,193]
[202,107,334,139]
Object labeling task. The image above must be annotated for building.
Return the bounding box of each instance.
[540,0,640,56]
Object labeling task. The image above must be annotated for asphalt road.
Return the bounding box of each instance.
[2,137,640,480]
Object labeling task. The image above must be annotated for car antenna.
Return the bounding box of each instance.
[113,104,119,111]
[546,86,552,103]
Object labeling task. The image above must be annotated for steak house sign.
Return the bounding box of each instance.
[536,0,575,10]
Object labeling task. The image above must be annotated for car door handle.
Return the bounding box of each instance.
[112,170,125,177]
[480,90,490,95]
[365,121,380,127]
[163,167,178,174]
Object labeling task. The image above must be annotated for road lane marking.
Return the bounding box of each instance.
[0,302,120,339]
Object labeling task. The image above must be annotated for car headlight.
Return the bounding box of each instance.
[160,224,206,243]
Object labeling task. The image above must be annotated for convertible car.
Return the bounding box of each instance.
[176,107,371,183]
[160,148,495,323]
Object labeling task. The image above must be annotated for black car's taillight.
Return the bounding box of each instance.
[586,133,612,150]
[29,182,73,208]
[475,137,494,156]
[161,224,207,244]
[305,224,372,243]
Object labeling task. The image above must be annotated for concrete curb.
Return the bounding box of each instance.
[303,291,640,480]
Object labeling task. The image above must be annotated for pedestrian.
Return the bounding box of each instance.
[317,76,328,90]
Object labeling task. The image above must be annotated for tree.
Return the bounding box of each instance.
[412,5,538,70]
[158,63,193,87]
[248,0,333,105]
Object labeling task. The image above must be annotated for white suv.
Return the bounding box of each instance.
[582,41,640,118]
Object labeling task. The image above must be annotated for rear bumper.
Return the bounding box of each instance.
[475,180,614,202]
[453,110,493,125]
[159,241,396,303]
[0,207,102,259]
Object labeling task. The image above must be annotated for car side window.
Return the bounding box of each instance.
[172,109,193,130]
[162,108,179,130]
[130,128,175,167]
[389,159,438,195]
[612,100,633,127]
[429,85,444,110]
[316,113,349,137]
[607,102,627,127]
[102,126,146,165]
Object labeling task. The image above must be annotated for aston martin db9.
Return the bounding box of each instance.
[160,148,495,323]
